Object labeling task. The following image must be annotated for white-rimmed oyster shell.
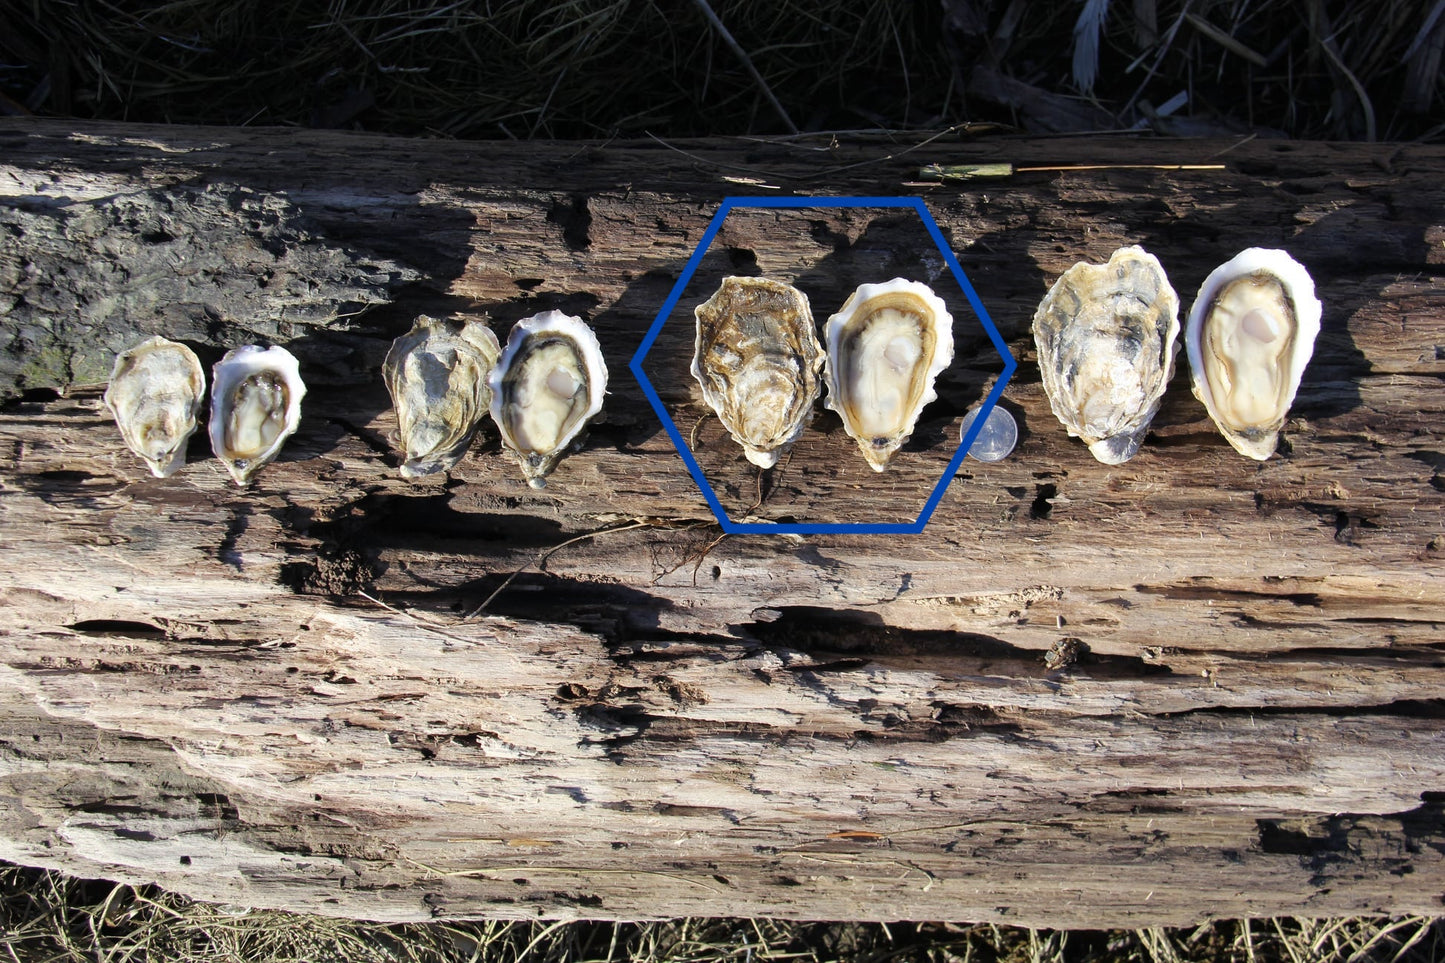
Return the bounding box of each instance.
[692,276,825,469]
[1033,246,1180,464]
[103,336,205,478]
[823,278,954,471]
[1185,248,1321,460]
[208,345,305,486]
[488,310,607,488]
[383,315,501,478]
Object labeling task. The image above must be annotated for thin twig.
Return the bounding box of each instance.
[459,519,657,620]
[689,0,799,135]
[919,161,1224,182]
[806,123,970,179]
[645,131,800,180]
[356,590,480,646]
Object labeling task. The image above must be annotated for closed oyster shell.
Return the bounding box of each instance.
[488,311,607,488]
[1032,246,1180,464]
[383,315,501,478]
[823,278,954,471]
[1185,248,1321,460]
[103,336,205,478]
[208,345,306,486]
[691,276,825,469]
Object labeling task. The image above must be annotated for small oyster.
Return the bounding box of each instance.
[383,315,501,478]
[1032,246,1180,464]
[691,276,825,469]
[823,278,954,471]
[488,311,607,488]
[1185,248,1321,460]
[208,345,306,486]
[103,337,206,478]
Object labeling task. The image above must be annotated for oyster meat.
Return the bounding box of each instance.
[1032,246,1180,464]
[208,345,306,486]
[103,336,206,478]
[488,311,607,488]
[384,315,501,478]
[691,276,825,468]
[823,278,954,471]
[1185,248,1321,460]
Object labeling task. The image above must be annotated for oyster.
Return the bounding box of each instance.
[488,310,607,488]
[823,278,954,471]
[1032,246,1180,464]
[1185,248,1321,460]
[383,315,501,478]
[103,337,206,478]
[208,345,306,486]
[691,276,825,469]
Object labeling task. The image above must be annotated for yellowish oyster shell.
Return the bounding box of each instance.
[208,345,306,486]
[823,278,954,471]
[103,336,205,478]
[488,311,607,488]
[1185,248,1321,460]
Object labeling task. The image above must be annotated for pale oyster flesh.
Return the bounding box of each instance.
[823,278,954,471]
[103,336,205,478]
[384,315,501,478]
[208,345,306,486]
[1185,248,1321,460]
[488,311,607,488]
[692,276,824,469]
[1032,246,1180,465]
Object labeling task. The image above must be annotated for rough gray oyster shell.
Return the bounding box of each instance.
[691,276,825,469]
[1032,246,1180,464]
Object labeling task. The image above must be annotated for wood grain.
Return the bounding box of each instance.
[0,119,1442,926]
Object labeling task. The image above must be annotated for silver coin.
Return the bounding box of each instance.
[959,404,1018,462]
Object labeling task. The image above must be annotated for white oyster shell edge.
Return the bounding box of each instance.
[208,345,306,486]
[1185,248,1322,461]
[487,310,608,488]
[823,278,955,472]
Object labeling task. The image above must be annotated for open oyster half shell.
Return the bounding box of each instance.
[208,345,306,486]
[692,276,825,469]
[1033,246,1180,465]
[823,278,954,471]
[383,315,501,478]
[1185,248,1321,460]
[488,310,607,488]
[103,336,205,478]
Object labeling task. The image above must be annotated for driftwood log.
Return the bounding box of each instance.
[0,119,1442,927]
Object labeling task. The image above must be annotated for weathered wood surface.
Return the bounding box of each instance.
[0,119,1443,927]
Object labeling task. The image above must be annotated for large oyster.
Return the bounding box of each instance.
[488,310,607,488]
[103,336,205,478]
[691,276,824,469]
[1185,248,1321,460]
[208,345,306,486]
[1032,246,1180,464]
[383,315,501,478]
[823,278,954,471]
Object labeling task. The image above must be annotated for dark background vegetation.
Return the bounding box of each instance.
[1,0,1442,140]
[2,1,1443,959]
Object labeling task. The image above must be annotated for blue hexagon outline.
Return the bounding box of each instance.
[629,196,1017,535]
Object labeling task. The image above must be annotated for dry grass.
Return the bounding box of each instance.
[1,863,1442,963]
[0,0,1440,139]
